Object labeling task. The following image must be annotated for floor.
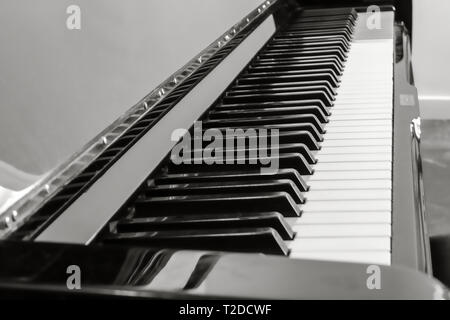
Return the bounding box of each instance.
[421,120,450,237]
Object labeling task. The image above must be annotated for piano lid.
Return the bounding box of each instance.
[0,0,264,220]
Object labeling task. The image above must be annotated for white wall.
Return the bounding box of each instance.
[0,0,262,177]
[412,0,450,118]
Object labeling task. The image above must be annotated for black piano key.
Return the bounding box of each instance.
[221,92,333,109]
[153,168,309,192]
[193,129,320,151]
[168,152,314,175]
[269,37,352,46]
[287,23,354,34]
[229,81,336,98]
[246,64,342,78]
[276,33,352,45]
[103,227,289,256]
[282,30,352,42]
[299,8,357,19]
[291,16,355,24]
[209,105,329,123]
[270,42,351,58]
[249,62,343,76]
[237,73,339,89]
[288,20,354,29]
[262,46,347,62]
[294,14,356,24]
[274,32,351,42]
[257,54,346,68]
[270,39,350,51]
[250,143,316,164]
[132,192,301,217]
[217,99,330,115]
[226,85,336,100]
[222,90,334,107]
[142,179,305,204]
[271,36,350,47]
[252,58,344,73]
[229,83,335,95]
[111,212,295,240]
[203,114,326,134]
[265,41,349,53]
[187,141,316,165]
[204,123,323,143]
[283,22,353,30]
[218,97,333,111]
[245,66,342,84]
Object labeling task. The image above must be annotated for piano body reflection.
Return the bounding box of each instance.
[0,0,448,299]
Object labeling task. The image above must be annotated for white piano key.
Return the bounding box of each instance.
[317,153,391,162]
[301,200,392,212]
[329,114,392,121]
[290,251,391,265]
[322,131,392,140]
[287,237,391,251]
[305,189,391,201]
[335,91,392,97]
[335,94,392,99]
[336,93,392,99]
[334,93,391,97]
[320,139,391,147]
[317,146,391,155]
[313,162,391,171]
[307,179,392,190]
[292,224,391,237]
[308,170,391,180]
[335,98,392,103]
[324,126,391,133]
[335,82,391,86]
[339,74,391,78]
[329,104,392,111]
[330,112,392,119]
[286,211,392,225]
[341,68,390,73]
[332,100,391,107]
[285,15,394,266]
[334,99,392,105]
[325,119,391,127]
[334,95,391,99]
[337,90,391,94]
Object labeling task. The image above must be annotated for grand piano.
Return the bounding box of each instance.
[0,0,448,299]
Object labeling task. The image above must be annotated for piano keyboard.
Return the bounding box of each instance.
[287,23,394,265]
[79,8,394,265]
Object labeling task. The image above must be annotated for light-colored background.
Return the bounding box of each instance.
[413,0,450,119]
[0,0,261,190]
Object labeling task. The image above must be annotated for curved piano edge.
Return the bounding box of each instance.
[0,242,447,299]
[391,19,430,273]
